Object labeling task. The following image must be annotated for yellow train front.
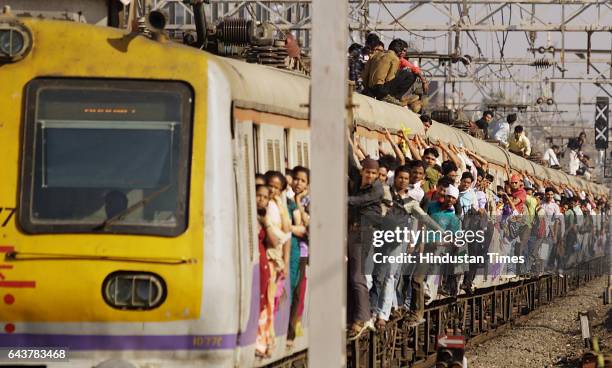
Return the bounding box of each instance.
[0,12,299,368]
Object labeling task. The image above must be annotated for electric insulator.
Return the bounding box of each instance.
[532,58,553,69]
[546,98,554,105]
[538,46,546,54]
[217,18,252,45]
[536,97,544,105]
[548,46,555,53]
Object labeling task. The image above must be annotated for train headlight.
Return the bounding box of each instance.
[0,21,32,62]
[103,272,166,310]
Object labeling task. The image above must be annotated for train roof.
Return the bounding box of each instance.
[213,56,608,196]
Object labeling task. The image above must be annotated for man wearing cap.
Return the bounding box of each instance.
[347,156,384,338]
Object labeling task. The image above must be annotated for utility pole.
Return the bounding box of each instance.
[309,0,348,366]
[606,208,612,304]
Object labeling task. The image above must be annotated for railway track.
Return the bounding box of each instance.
[267,257,607,368]
[347,257,607,368]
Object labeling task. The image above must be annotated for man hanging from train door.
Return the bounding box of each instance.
[347,151,384,339]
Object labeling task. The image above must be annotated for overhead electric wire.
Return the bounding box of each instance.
[488,4,522,89]
[376,0,448,39]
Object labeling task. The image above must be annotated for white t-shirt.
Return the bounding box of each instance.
[541,201,561,217]
[541,201,562,237]
[407,182,424,202]
[543,148,560,167]
[568,150,580,175]
[490,121,510,145]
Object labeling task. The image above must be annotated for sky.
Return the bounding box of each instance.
[355,1,612,127]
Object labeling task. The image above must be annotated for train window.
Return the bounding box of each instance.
[274,140,281,169]
[266,139,275,170]
[19,78,193,236]
[303,142,309,167]
[297,142,303,166]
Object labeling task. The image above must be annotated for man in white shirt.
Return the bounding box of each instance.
[568,148,581,175]
[407,160,425,202]
[489,113,516,146]
[543,145,561,169]
[541,188,562,238]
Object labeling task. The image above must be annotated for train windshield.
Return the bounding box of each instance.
[20,79,193,236]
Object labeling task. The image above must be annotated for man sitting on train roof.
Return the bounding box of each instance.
[361,38,427,107]
[475,110,494,140]
[508,125,532,158]
[489,112,517,146]
[543,144,561,169]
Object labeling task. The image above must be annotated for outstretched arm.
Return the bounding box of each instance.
[407,136,422,160]
[406,201,444,232]
[439,142,462,168]
[467,150,488,170]
[385,128,406,165]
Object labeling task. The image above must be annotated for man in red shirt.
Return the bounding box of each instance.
[510,174,526,213]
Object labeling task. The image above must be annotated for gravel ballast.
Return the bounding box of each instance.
[467,277,611,368]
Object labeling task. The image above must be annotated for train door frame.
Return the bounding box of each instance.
[256,124,286,174]
[233,118,259,367]
[286,128,311,169]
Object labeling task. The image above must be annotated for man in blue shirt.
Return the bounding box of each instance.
[429,185,462,296]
